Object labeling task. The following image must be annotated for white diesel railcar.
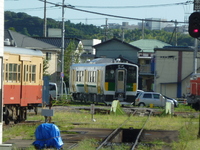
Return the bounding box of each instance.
[69,59,138,105]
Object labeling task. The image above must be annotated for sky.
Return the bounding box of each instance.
[4,0,194,26]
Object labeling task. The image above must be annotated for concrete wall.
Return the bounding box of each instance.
[154,47,200,98]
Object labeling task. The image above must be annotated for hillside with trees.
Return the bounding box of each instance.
[5,11,195,46]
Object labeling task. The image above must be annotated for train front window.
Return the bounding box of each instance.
[127,67,137,83]
[5,63,21,82]
[105,67,115,82]
[118,71,124,81]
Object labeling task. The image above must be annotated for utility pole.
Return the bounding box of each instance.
[142,20,144,39]
[175,20,178,46]
[60,0,65,96]
[43,0,47,37]
[191,0,200,138]
[122,28,124,42]
[105,18,108,41]
[194,39,198,74]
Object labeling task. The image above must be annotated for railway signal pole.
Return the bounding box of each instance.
[191,0,200,138]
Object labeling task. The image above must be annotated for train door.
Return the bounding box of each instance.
[71,69,76,92]
[97,70,101,94]
[115,69,127,101]
[20,62,29,106]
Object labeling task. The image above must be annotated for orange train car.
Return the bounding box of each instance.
[3,46,43,124]
[187,73,200,110]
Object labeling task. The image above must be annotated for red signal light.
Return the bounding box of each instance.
[194,29,199,33]
[189,12,200,38]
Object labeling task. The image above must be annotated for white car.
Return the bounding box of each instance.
[135,92,174,107]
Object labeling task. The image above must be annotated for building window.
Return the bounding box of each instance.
[46,52,51,60]
[145,60,151,64]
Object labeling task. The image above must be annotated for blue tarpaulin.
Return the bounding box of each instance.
[33,123,63,149]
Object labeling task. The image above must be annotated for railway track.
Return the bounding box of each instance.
[96,108,152,150]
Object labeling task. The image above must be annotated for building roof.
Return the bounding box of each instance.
[93,37,141,51]
[33,37,80,50]
[129,39,172,53]
[4,46,43,56]
[4,30,60,51]
[154,46,194,52]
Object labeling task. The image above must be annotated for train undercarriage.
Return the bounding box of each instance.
[3,104,38,125]
[72,92,136,106]
[187,95,200,111]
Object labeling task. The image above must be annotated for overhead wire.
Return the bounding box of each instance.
[38,0,190,24]
[74,1,193,9]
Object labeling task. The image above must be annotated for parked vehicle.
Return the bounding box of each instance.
[163,95,179,107]
[49,82,68,100]
[135,92,174,107]
[132,90,144,105]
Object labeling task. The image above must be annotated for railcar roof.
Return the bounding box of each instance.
[4,46,43,56]
[71,62,137,67]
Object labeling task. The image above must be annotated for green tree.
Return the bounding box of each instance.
[21,27,30,36]
[4,11,196,46]
[63,41,84,85]
[8,27,15,31]
[64,41,76,85]
[43,59,49,76]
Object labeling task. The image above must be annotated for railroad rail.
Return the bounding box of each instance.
[96,108,153,150]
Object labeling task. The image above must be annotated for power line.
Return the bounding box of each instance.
[5,6,57,12]
[74,1,193,9]
[38,0,187,24]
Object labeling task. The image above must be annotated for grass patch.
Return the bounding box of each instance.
[3,104,200,149]
[175,104,195,112]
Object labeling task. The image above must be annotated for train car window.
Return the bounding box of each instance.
[118,71,124,81]
[29,65,36,83]
[5,63,8,81]
[9,64,13,81]
[23,65,26,82]
[93,71,96,82]
[76,71,84,82]
[24,65,29,82]
[18,65,21,82]
[13,64,17,81]
[76,71,79,81]
[5,63,21,82]
[87,71,96,83]
[81,71,84,82]
[88,71,91,82]
[39,63,42,80]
